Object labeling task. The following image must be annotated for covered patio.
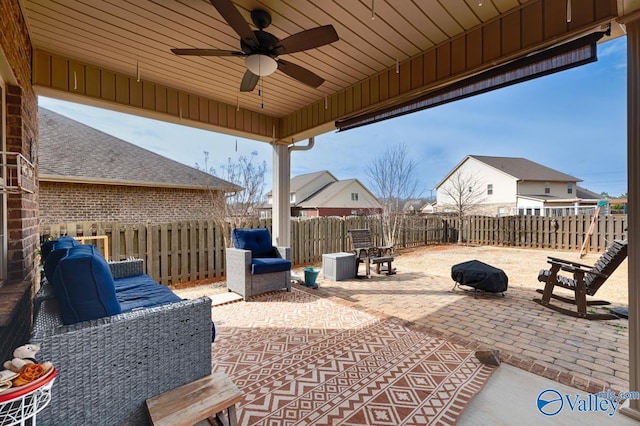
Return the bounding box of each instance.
[1,0,639,422]
[175,243,634,423]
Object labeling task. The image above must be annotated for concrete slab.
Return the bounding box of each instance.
[209,292,242,306]
[459,365,639,425]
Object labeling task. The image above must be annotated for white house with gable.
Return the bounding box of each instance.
[434,155,602,217]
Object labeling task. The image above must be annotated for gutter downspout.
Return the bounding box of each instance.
[289,136,315,153]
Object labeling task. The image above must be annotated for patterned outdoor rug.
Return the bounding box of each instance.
[210,289,494,425]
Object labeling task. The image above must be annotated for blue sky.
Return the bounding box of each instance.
[38,37,628,198]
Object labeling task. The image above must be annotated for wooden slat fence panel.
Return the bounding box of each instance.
[39,214,627,285]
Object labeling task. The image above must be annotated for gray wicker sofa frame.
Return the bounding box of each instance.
[30,259,212,426]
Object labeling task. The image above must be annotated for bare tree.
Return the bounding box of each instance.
[366,143,421,246]
[439,171,486,243]
[196,150,267,245]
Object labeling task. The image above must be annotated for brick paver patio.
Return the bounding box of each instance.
[176,243,630,396]
[292,245,630,395]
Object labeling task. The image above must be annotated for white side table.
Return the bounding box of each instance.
[0,368,56,426]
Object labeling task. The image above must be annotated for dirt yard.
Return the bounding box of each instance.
[174,244,629,306]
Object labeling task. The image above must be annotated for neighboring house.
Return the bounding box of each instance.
[260,171,383,218]
[419,202,437,215]
[38,107,241,224]
[435,155,602,217]
[403,199,430,215]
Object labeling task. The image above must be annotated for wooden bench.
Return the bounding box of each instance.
[146,372,243,426]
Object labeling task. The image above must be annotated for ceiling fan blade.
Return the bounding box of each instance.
[171,48,245,56]
[274,25,339,55]
[277,59,324,88]
[240,70,259,92]
[210,0,259,49]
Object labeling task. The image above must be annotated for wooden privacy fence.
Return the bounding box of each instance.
[40,214,626,285]
[41,221,232,285]
[464,214,627,252]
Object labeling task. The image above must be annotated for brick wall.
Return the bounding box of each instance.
[39,182,225,224]
[0,1,40,356]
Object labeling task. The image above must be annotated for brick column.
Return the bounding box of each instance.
[0,0,39,363]
[5,85,39,284]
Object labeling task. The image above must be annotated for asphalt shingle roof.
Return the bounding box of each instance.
[290,170,336,192]
[470,155,581,182]
[38,107,240,191]
[297,180,351,206]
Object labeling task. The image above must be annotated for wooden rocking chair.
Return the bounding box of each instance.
[533,239,628,320]
[347,229,395,278]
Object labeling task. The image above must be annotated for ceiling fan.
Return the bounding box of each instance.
[171,0,339,92]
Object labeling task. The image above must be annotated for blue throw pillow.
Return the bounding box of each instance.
[232,228,275,258]
[52,245,121,325]
[42,236,82,283]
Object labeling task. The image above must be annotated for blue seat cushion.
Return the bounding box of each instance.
[114,275,215,342]
[114,274,182,312]
[232,228,275,258]
[52,245,121,325]
[42,236,82,282]
[251,257,292,275]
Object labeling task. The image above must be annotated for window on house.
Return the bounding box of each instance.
[487,184,493,195]
[567,183,573,194]
[544,182,550,194]
[351,192,359,201]
[534,208,541,216]
[290,193,295,202]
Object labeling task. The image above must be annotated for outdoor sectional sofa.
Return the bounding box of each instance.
[30,238,213,425]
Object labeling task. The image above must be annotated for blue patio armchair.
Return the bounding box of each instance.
[226,228,292,301]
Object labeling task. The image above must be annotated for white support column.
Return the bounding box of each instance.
[622,17,640,421]
[271,144,291,247]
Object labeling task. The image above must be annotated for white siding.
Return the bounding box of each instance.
[318,181,381,208]
[518,181,577,198]
[436,157,518,206]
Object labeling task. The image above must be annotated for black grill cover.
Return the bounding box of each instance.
[451,260,508,293]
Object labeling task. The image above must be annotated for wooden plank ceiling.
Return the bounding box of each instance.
[22,0,623,142]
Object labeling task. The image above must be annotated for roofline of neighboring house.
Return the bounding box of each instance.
[435,156,583,190]
[434,155,518,189]
[296,178,381,208]
[39,174,242,192]
[267,170,339,197]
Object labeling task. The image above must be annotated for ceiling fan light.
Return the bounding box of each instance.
[245,54,277,76]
